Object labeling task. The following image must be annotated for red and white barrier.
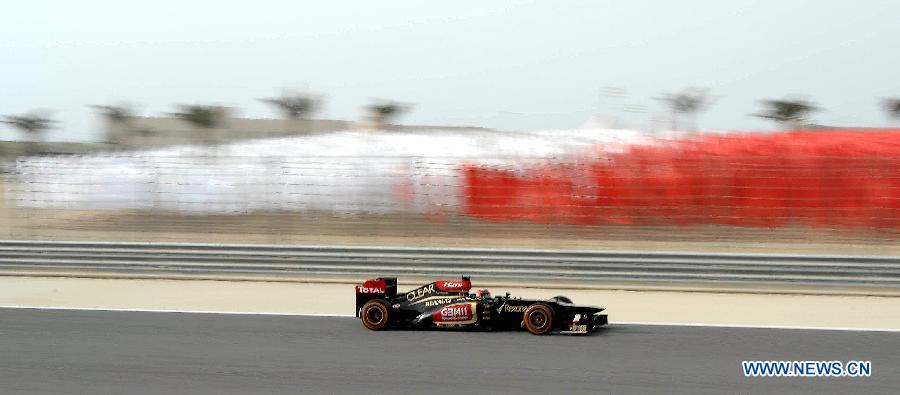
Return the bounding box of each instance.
[463,129,900,229]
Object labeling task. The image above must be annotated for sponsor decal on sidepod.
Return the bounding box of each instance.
[497,303,527,313]
[435,280,470,291]
[406,284,436,301]
[424,298,457,307]
[433,303,473,322]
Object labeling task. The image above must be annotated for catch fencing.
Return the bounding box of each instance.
[465,130,900,228]
[5,129,898,227]
[1,128,897,252]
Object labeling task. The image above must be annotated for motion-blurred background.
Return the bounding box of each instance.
[2,1,898,255]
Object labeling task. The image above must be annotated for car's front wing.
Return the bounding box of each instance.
[559,313,608,335]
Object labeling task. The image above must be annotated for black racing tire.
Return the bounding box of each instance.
[523,303,555,335]
[361,300,391,331]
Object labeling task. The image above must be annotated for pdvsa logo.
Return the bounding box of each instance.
[356,286,385,294]
[434,303,473,321]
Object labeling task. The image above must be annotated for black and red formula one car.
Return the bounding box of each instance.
[355,277,607,335]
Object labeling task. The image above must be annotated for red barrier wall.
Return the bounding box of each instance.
[463,130,900,228]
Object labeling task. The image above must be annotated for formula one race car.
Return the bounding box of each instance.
[355,277,608,335]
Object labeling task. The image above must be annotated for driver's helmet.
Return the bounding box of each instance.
[476,288,492,299]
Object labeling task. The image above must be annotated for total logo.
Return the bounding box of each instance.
[356,286,385,294]
[433,303,473,322]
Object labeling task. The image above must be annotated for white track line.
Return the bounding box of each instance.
[2,305,899,333]
[613,321,900,333]
[0,305,354,318]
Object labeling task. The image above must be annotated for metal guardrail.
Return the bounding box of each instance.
[1,240,899,290]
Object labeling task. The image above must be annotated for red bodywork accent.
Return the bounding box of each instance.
[435,279,472,292]
[432,303,473,322]
[356,279,386,294]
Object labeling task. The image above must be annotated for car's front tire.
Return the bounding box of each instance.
[361,300,391,331]
[523,303,555,335]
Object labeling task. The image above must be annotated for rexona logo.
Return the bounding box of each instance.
[433,303,473,322]
[498,303,528,313]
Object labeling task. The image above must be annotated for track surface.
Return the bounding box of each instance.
[1,309,898,394]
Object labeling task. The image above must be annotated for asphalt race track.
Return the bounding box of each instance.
[1,309,898,394]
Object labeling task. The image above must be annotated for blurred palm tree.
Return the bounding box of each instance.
[752,97,819,129]
[657,88,713,131]
[90,104,136,144]
[90,104,134,124]
[170,105,223,129]
[260,93,319,120]
[169,105,225,145]
[882,98,900,126]
[365,100,411,128]
[1,111,56,153]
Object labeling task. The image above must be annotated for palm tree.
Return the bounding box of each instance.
[170,105,223,129]
[365,100,410,128]
[752,97,819,129]
[169,105,225,145]
[90,104,134,124]
[882,98,900,126]
[260,93,319,120]
[657,88,713,131]
[1,111,56,153]
[90,104,135,144]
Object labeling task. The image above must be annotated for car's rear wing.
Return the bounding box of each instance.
[355,277,397,316]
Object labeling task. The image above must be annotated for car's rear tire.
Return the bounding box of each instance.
[523,303,554,335]
[361,300,391,331]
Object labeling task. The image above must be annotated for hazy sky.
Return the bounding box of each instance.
[2,0,898,141]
